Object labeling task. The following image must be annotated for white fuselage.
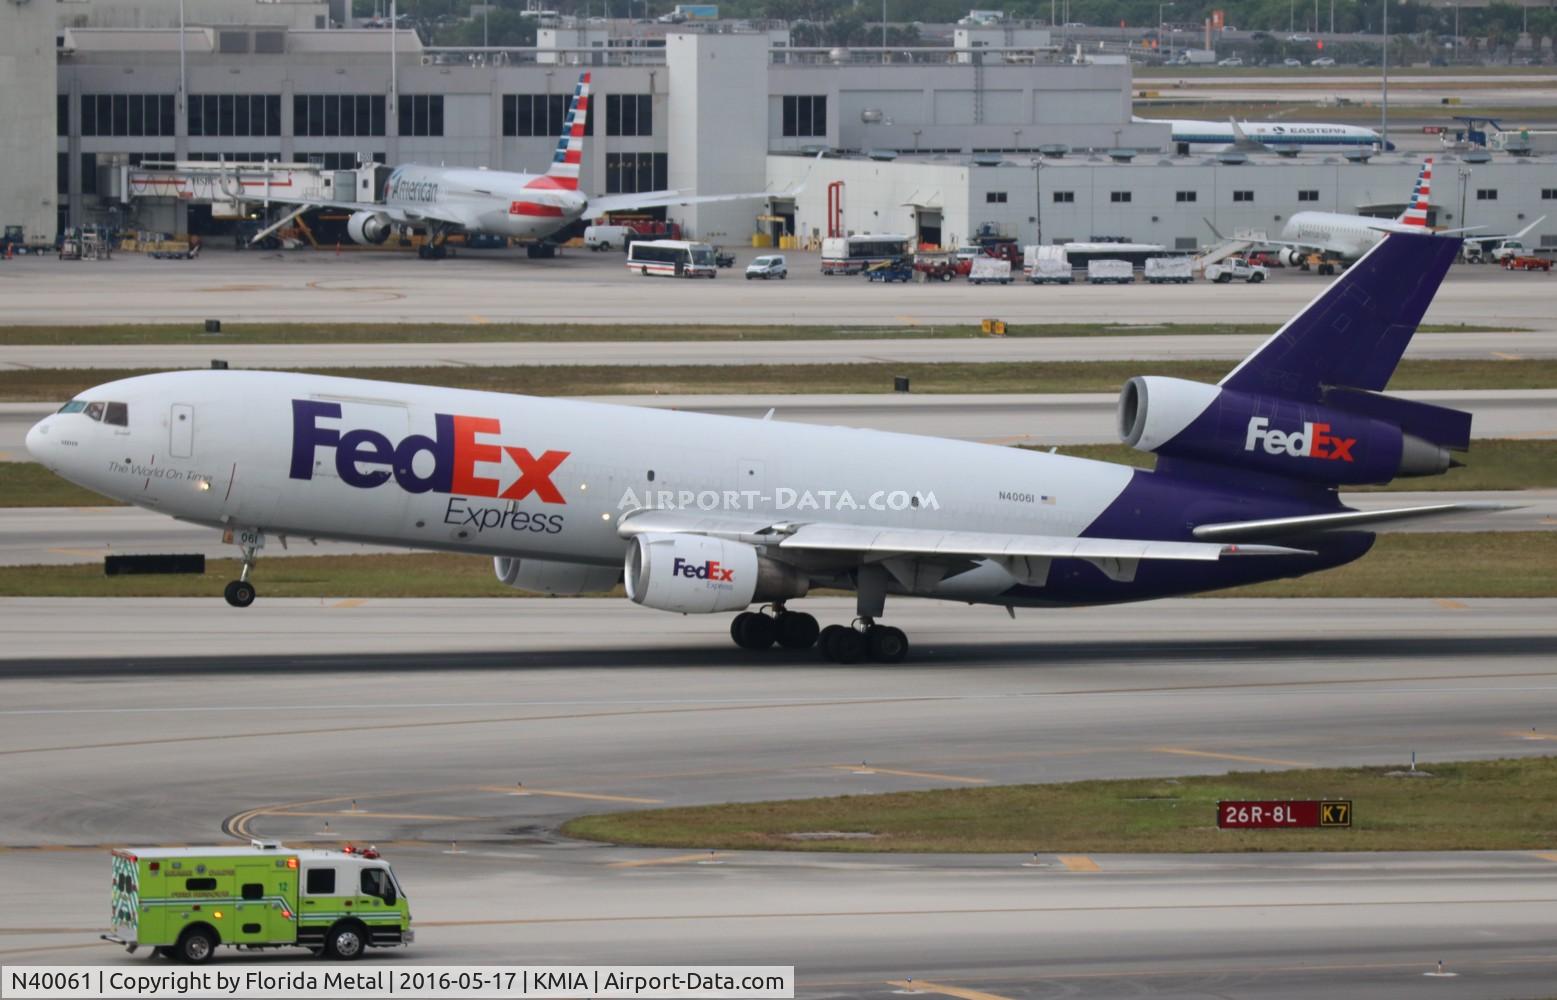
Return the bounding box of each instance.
[383,164,587,239]
[1279,212,1418,261]
[26,371,1133,604]
[1148,118,1383,148]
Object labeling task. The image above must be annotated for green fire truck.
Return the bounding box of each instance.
[103,840,413,963]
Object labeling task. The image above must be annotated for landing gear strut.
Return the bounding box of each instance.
[224,538,259,608]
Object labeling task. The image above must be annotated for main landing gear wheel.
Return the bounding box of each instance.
[774,611,820,650]
[819,625,868,663]
[730,611,777,650]
[865,625,909,663]
[223,580,256,608]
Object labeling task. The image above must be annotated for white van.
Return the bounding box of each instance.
[585,225,633,251]
[745,255,787,280]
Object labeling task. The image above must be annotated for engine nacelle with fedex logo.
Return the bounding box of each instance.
[625,533,808,614]
[1118,376,1452,485]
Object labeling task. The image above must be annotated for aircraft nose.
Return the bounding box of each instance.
[25,417,54,463]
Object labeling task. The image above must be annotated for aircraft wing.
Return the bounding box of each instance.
[617,509,1312,568]
[585,150,824,217]
[240,195,471,229]
[1191,502,1520,542]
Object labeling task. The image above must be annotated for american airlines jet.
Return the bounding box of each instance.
[28,235,1494,662]
[253,72,786,258]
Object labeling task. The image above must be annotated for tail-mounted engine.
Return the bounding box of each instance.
[1118,376,1469,485]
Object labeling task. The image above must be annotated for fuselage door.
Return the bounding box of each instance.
[170,404,194,458]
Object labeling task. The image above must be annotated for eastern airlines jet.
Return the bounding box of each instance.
[254,72,785,258]
[1137,115,1387,151]
[29,235,1493,662]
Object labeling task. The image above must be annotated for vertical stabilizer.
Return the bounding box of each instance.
[530,72,590,191]
[1396,157,1432,227]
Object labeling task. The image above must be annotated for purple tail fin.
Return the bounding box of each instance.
[1219,233,1460,404]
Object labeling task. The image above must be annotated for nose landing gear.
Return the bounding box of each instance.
[222,532,261,608]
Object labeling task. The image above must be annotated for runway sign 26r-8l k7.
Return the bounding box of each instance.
[1218,800,1352,829]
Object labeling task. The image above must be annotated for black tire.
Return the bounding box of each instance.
[866,625,909,663]
[780,272,786,279]
[177,926,217,964]
[224,580,256,608]
[774,612,820,650]
[817,624,849,661]
[152,946,175,960]
[746,274,753,279]
[828,627,868,664]
[1249,272,1264,283]
[731,612,775,650]
[324,922,367,961]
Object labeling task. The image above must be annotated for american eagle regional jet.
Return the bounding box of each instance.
[252,72,789,258]
[29,234,1499,662]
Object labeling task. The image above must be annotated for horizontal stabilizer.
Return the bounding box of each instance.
[1191,502,1518,542]
[1319,385,1472,451]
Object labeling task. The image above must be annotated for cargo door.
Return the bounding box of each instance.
[169,404,194,458]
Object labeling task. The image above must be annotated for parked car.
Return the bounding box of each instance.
[745,254,788,279]
[1283,58,1303,67]
[1311,56,1336,67]
[1217,56,1244,67]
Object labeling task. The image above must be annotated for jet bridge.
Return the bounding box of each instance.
[112,161,390,223]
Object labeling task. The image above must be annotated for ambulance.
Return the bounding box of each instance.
[104,840,412,963]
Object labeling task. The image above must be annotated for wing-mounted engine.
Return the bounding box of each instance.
[493,556,620,595]
[347,211,393,245]
[624,533,808,614]
[1118,375,1465,485]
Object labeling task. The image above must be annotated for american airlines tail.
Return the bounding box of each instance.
[1395,157,1432,227]
[1119,232,1469,493]
[530,72,591,192]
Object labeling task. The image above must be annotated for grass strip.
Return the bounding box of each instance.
[2,358,1552,403]
[0,532,1551,598]
[560,756,1557,854]
[0,321,1514,346]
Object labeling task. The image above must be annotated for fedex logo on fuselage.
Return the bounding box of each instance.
[289,399,570,502]
[672,557,734,583]
[1244,416,1355,462]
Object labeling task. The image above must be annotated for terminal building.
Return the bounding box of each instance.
[4,0,1554,250]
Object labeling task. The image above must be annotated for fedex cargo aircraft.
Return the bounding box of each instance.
[253,72,787,258]
[28,234,1493,663]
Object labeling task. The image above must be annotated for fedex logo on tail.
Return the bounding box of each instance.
[1245,417,1356,462]
[289,400,570,502]
[673,557,734,583]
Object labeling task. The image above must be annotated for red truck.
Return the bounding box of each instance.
[1502,255,1552,272]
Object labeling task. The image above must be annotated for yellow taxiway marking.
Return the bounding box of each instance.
[46,547,106,558]
[479,786,663,804]
[608,852,726,869]
[469,314,489,324]
[1509,730,1557,741]
[1491,351,1524,361]
[832,765,988,784]
[330,598,368,609]
[266,810,480,821]
[1057,855,1101,873]
[886,981,1013,1000]
[1533,853,1557,863]
[1153,747,1312,768]
[1434,598,1468,610]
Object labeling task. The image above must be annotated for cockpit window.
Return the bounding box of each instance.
[57,400,87,414]
[84,402,105,422]
[104,402,129,427]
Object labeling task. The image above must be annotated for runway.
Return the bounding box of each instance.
[5,328,1555,370]
[1,249,1553,327]
[5,390,1554,465]
[0,489,1546,567]
[0,597,1554,996]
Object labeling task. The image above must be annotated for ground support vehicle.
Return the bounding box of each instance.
[104,842,412,964]
[1086,259,1134,285]
[1205,258,1270,283]
[864,258,914,282]
[968,257,1013,285]
[1144,256,1194,284]
[1503,254,1551,271]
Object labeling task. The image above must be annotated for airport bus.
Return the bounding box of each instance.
[626,239,719,278]
[821,233,912,274]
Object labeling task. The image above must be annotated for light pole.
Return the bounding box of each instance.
[1381,0,1389,151]
[882,0,888,63]
[1458,164,1471,258]
[1158,2,1173,62]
